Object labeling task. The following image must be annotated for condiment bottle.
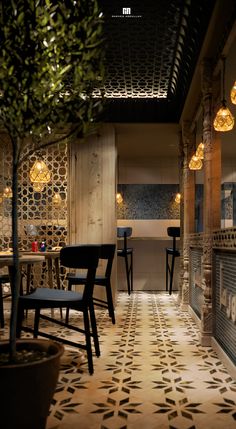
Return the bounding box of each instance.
[40,240,46,252]
[31,239,38,252]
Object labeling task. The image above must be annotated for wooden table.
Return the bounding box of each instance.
[22,251,61,290]
[0,253,45,293]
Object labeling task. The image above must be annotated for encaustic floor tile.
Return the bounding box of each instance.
[2,291,236,429]
[45,291,236,429]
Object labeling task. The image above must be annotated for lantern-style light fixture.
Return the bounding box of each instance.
[29,160,50,192]
[189,154,203,170]
[174,193,181,204]
[3,186,13,198]
[213,56,234,132]
[230,81,236,104]
[52,192,62,207]
[116,192,123,204]
[196,142,204,159]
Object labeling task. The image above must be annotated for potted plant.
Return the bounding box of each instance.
[0,1,104,428]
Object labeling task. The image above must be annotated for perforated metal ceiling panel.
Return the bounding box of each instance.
[98,0,216,122]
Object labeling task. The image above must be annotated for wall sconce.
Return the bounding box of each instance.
[3,186,12,198]
[29,160,50,192]
[116,192,123,204]
[195,142,204,159]
[52,192,62,207]
[189,154,203,170]
[230,81,236,104]
[175,193,181,204]
[213,57,234,132]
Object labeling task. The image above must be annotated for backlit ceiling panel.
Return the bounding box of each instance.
[98,0,216,122]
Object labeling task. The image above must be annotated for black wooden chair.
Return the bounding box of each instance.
[16,244,100,375]
[66,243,116,325]
[166,227,180,295]
[0,274,11,328]
[117,227,133,294]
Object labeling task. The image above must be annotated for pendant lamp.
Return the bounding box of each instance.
[29,160,50,192]
[174,193,181,204]
[196,142,204,159]
[3,186,13,198]
[116,192,123,204]
[230,81,236,104]
[213,57,234,132]
[52,192,62,207]
[189,154,202,170]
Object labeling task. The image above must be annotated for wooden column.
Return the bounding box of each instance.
[200,59,221,345]
[177,129,184,304]
[68,124,117,302]
[180,121,195,309]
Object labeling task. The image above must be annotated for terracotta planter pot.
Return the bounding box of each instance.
[0,338,64,429]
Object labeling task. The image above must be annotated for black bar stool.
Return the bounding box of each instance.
[117,226,133,295]
[166,227,180,295]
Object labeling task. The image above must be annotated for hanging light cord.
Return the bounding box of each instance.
[221,56,226,106]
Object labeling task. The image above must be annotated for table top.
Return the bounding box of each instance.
[0,253,45,268]
[22,250,60,259]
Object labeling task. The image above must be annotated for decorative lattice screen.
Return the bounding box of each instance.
[0,136,68,252]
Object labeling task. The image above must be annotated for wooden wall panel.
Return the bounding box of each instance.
[68,124,117,302]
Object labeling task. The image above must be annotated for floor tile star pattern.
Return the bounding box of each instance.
[1,291,236,429]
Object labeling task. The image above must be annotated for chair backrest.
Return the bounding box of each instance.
[60,245,100,301]
[167,227,180,251]
[117,226,132,251]
[100,244,116,278]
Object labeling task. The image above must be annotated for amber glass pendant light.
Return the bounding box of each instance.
[189,154,203,170]
[52,192,62,207]
[213,56,234,132]
[29,160,51,192]
[174,192,181,204]
[230,81,236,104]
[196,142,204,159]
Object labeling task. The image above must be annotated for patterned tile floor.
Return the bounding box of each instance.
[2,291,236,429]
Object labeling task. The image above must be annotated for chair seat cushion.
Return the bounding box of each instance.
[20,288,83,305]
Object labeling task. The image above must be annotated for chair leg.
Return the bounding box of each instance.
[65,281,72,323]
[0,284,4,328]
[89,304,100,357]
[166,250,169,292]
[16,302,25,338]
[83,309,94,375]
[124,254,131,295]
[169,255,175,295]
[105,281,115,324]
[130,252,133,292]
[33,309,40,337]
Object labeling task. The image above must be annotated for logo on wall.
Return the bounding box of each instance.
[112,7,142,19]
[123,7,131,15]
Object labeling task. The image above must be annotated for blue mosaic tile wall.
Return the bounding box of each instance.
[117,184,180,219]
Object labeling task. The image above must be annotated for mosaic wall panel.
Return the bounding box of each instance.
[0,139,68,252]
[221,182,233,220]
[117,184,180,219]
[189,247,203,319]
[213,251,236,365]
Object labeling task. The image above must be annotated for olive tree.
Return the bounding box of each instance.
[0,0,104,360]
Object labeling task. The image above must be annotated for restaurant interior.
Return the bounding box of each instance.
[1,1,236,428]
